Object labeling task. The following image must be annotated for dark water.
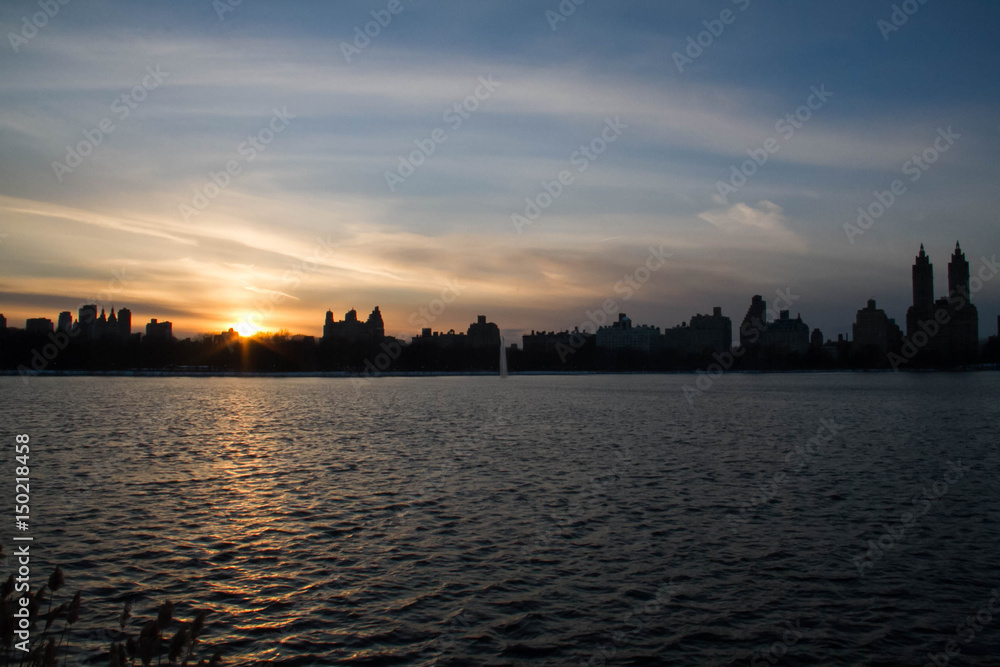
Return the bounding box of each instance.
[1,373,998,666]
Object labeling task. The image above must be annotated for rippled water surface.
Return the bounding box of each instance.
[1,373,999,665]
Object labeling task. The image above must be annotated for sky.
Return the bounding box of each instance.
[1,0,998,342]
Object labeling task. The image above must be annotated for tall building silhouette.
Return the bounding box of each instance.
[467,315,501,349]
[904,242,978,364]
[366,306,385,339]
[145,318,173,341]
[79,304,98,339]
[117,307,132,339]
[107,307,118,339]
[906,244,934,336]
[945,242,979,361]
[853,299,902,361]
[760,310,810,356]
[740,295,767,347]
[323,306,385,342]
[949,241,971,300]
[57,311,73,333]
[663,307,732,355]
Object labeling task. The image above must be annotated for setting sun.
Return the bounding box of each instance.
[234,321,259,337]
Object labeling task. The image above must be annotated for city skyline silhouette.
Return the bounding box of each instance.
[2,2,999,665]
[3,242,998,374]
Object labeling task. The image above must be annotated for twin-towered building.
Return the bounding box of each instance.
[1,243,988,370]
[903,242,979,363]
[76,304,134,341]
[322,306,385,342]
[537,242,982,366]
[849,242,980,365]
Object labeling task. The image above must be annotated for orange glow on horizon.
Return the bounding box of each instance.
[234,320,261,337]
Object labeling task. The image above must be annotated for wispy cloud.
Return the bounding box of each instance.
[0,1,998,338]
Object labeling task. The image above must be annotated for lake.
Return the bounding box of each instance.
[1,373,998,665]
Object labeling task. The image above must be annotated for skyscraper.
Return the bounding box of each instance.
[79,304,98,339]
[97,307,109,339]
[117,307,132,339]
[948,241,971,301]
[145,319,173,341]
[853,299,902,361]
[740,295,767,347]
[906,244,934,337]
[366,306,385,339]
[57,311,73,333]
[904,242,978,364]
[946,242,978,361]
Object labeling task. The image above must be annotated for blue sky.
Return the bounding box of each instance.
[1,0,998,340]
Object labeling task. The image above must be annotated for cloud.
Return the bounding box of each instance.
[697,200,807,253]
[0,3,997,339]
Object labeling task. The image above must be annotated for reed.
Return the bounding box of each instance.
[0,553,222,667]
